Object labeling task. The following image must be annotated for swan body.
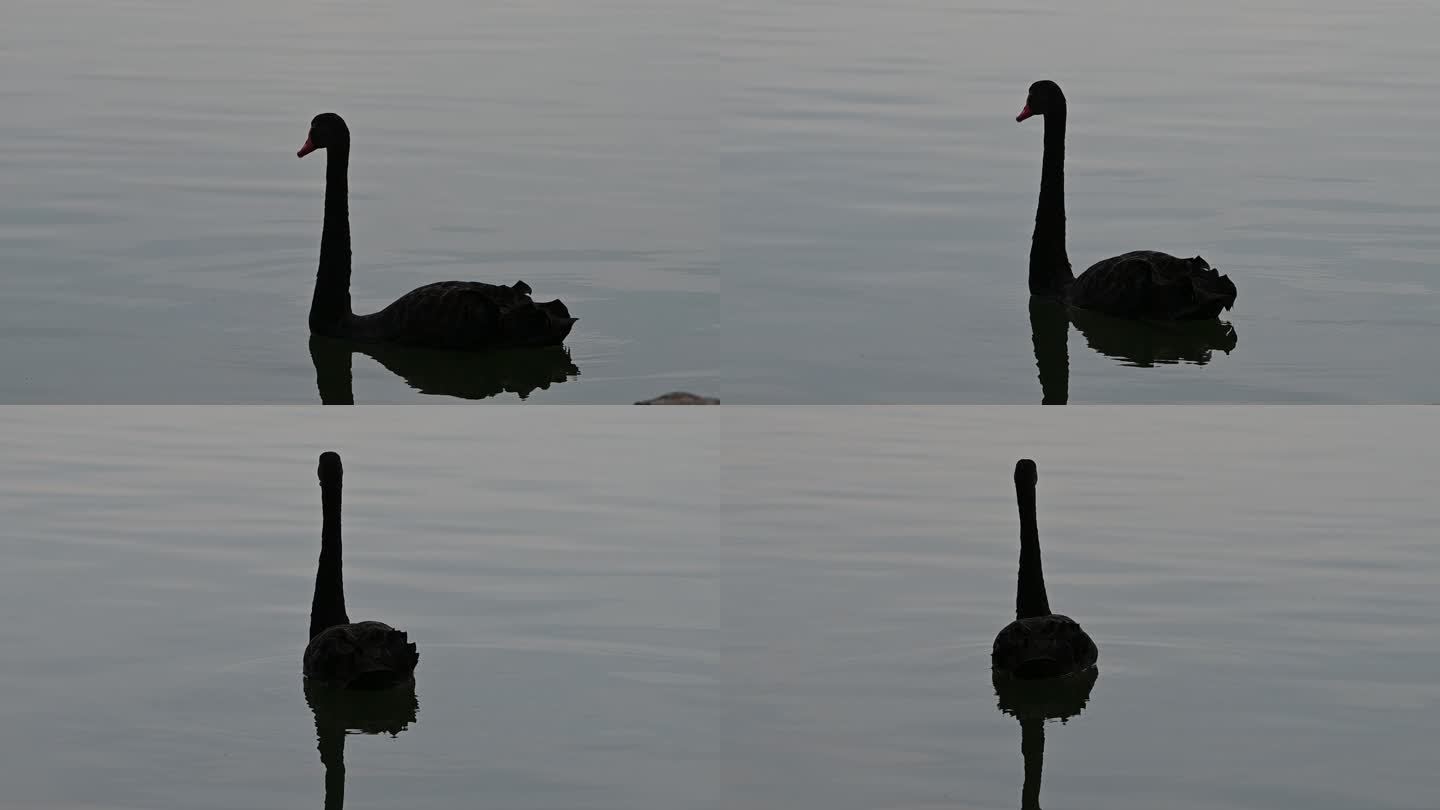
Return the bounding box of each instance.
[1068,250,1237,321]
[1018,81,1237,321]
[343,278,575,350]
[304,620,419,690]
[992,613,1097,680]
[991,459,1097,680]
[304,451,419,690]
[298,113,576,349]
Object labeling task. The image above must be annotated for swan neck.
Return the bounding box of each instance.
[1030,107,1074,298]
[310,478,350,640]
[1020,717,1045,810]
[1016,479,1052,619]
[311,141,353,337]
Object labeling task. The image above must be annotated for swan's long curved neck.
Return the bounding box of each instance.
[1016,477,1052,619]
[311,142,354,337]
[1030,106,1074,299]
[310,477,351,640]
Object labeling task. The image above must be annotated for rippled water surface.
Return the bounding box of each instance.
[2,407,1436,807]
[0,408,719,809]
[723,408,1440,809]
[724,1,1440,402]
[0,1,715,402]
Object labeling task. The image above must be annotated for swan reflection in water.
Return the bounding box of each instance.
[1029,299,1239,404]
[310,336,579,404]
[993,666,1098,810]
[304,679,418,810]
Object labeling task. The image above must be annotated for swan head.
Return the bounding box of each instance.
[318,451,343,485]
[298,113,350,158]
[1016,80,1065,123]
[1014,458,1038,487]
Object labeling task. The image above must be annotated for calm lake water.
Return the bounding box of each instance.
[9,2,1440,404]
[724,1,1440,402]
[0,1,715,403]
[724,408,1440,809]
[0,408,719,809]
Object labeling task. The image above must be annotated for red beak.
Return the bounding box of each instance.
[1016,104,1034,123]
[297,136,317,158]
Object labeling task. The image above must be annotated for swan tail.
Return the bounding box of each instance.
[1183,256,1238,317]
[385,628,420,676]
[499,299,577,347]
[350,629,418,688]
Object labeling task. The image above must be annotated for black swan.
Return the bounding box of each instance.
[297,113,576,349]
[304,451,419,689]
[1017,81,1237,320]
[991,459,1098,680]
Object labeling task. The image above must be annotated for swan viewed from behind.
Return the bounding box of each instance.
[991,459,1097,680]
[297,113,577,350]
[305,451,419,689]
[1017,80,1238,321]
